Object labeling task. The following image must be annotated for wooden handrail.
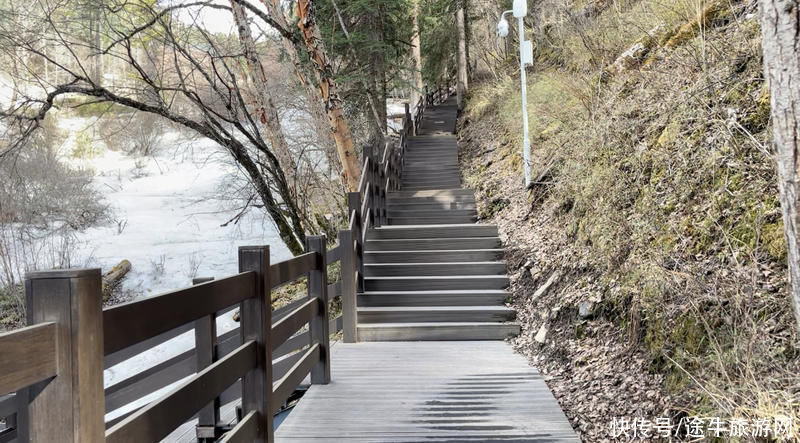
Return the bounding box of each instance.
[0,323,57,395]
[269,252,318,289]
[105,340,258,442]
[103,272,256,355]
[270,298,319,352]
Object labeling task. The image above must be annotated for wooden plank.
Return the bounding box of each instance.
[274,342,578,441]
[273,331,310,359]
[326,243,341,264]
[219,411,257,443]
[273,297,309,322]
[339,229,357,343]
[0,395,15,419]
[271,344,320,414]
[329,315,343,334]
[238,245,273,442]
[0,323,57,394]
[270,298,318,352]
[104,321,192,369]
[103,272,256,356]
[192,277,220,437]
[269,252,317,289]
[26,268,105,443]
[306,236,331,385]
[104,348,195,413]
[104,305,237,369]
[105,340,257,443]
[273,351,304,381]
[327,281,341,300]
[0,427,16,443]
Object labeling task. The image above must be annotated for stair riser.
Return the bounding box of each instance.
[364,263,506,276]
[359,294,508,306]
[358,324,521,341]
[365,278,508,291]
[366,238,501,251]
[401,173,461,180]
[386,200,476,208]
[387,203,477,211]
[365,250,504,262]
[388,217,477,224]
[358,311,516,323]
[369,225,498,239]
[387,196,475,204]
[386,210,477,218]
[400,182,462,188]
[388,189,474,197]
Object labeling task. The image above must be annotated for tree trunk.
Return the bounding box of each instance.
[296,0,362,191]
[92,7,103,85]
[369,7,388,141]
[259,0,333,150]
[410,0,424,111]
[760,0,800,334]
[456,2,469,110]
[230,1,297,185]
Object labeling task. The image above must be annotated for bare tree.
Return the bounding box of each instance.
[0,0,311,253]
[760,0,800,333]
[456,0,468,110]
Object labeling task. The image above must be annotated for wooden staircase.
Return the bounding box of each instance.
[357,97,520,341]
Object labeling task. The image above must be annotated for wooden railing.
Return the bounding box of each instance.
[0,87,450,442]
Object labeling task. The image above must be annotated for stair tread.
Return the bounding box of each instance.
[365,275,507,279]
[358,322,519,327]
[365,261,505,266]
[363,289,509,294]
[358,306,514,312]
[366,249,504,253]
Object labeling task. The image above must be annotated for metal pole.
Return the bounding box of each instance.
[518,16,532,188]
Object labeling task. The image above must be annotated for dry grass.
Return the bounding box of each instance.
[459,0,798,437]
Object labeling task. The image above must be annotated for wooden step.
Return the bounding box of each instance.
[401,172,461,180]
[386,209,477,218]
[388,189,474,199]
[366,237,500,251]
[369,225,498,239]
[363,250,504,264]
[388,216,477,224]
[358,322,521,341]
[386,197,476,206]
[364,262,506,276]
[358,306,516,323]
[359,290,509,306]
[364,275,509,291]
[387,201,477,211]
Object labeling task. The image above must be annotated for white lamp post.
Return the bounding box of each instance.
[498,0,533,188]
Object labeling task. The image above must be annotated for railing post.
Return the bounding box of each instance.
[24,268,104,443]
[347,192,365,293]
[238,246,273,443]
[306,236,330,384]
[338,229,358,343]
[193,277,221,441]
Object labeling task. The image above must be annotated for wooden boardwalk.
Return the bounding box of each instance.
[275,97,577,442]
[275,342,576,442]
[0,92,576,443]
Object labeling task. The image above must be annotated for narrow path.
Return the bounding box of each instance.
[275,97,576,441]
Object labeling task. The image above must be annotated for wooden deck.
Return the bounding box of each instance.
[275,341,576,442]
[274,96,577,442]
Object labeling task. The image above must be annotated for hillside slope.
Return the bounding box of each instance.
[458,0,798,438]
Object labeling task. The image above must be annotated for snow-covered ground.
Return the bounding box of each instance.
[63,120,292,296]
[52,116,293,419]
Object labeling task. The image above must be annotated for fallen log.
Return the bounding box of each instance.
[103,259,131,299]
